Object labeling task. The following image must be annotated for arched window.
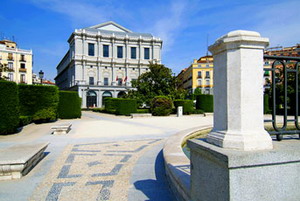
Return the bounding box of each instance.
[117,91,126,98]
[86,90,97,108]
[102,91,113,107]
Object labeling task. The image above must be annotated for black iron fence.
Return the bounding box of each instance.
[264,55,300,140]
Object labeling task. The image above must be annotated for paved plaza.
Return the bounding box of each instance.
[0,111,213,201]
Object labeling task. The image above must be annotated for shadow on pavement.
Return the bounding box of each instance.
[133,150,174,201]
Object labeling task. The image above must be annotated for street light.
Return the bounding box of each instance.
[39,70,44,84]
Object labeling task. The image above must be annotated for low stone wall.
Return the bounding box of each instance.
[0,143,49,180]
[163,126,211,201]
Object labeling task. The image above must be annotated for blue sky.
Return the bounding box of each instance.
[0,0,299,81]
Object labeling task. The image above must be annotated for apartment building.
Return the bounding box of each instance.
[177,55,214,94]
[0,40,33,84]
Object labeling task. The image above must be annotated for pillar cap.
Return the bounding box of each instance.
[209,30,269,55]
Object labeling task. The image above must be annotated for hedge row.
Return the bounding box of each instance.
[19,84,59,123]
[174,99,194,114]
[0,82,82,135]
[196,95,214,112]
[0,81,19,134]
[58,91,82,119]
[104,98,137,115]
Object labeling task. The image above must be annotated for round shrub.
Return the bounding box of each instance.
[19,85,59,123]
[174,99,194,115]
[58,91,81,119]
[196,95,213,112]
[0,81,19,134]
[151,96,173,116]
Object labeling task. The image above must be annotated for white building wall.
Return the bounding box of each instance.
[56,22,162,107]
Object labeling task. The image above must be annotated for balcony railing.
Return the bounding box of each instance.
[19,68,27,72]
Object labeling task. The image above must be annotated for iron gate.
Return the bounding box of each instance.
[264,55,300,140]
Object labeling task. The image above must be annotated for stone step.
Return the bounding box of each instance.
[0,143,49,180]
[51,123,72,135]
[130,113,152,118]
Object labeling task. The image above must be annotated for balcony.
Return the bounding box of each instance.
[19,68,27,72]
[7,57,14,61]
[20,59,26,62]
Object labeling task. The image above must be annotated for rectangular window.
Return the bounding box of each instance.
[104,78,109,86]
[206,79,210,85]
[8,73,13,81]
[205,71,210,78]
[131,47,137,59]
[198,71,202,78]
[144,48,150,59]
[117,46,123,58]
[118,78,122,86]
[88,43,95,56]
[198,79,202,86]
[20,63,25,69]
[8,53,13,60]
[103,45,109,57]
[89,77,94,85]
[8,62,13,69]
[20,74,25,83]
[20,54,25,61]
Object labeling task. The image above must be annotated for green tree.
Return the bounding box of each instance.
[127,63,177,106]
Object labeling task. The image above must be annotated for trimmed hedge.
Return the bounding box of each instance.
[115,99,137,116]
[104,98,118,113]
[136,108,150,113]
[0,81,19,134]
[58,91,81,119]
[19,116,32,127]
[104,98,137,115]
[174,99,194,115]
[151,96,173,116]
[196,95,214,112]
[18,85,59,123]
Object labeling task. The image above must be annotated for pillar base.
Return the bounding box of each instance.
[207,130,273,151]
[188,139,300,201]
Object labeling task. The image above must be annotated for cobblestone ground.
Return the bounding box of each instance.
[30,139,162,201]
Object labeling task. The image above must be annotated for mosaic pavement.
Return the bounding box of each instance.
[30,139,162,201]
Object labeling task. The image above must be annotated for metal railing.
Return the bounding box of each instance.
[264,55,300,140]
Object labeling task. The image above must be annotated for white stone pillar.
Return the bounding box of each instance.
[177,106,183,117]
[207,30,273,151]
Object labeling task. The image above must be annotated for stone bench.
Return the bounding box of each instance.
[51,123,72,135]
[0,143,49,180]
[130,113,152,118]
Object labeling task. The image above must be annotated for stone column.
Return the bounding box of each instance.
[207,30,273,151]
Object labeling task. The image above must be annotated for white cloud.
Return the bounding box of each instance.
[253,1,300,47]
[28,0,108,26]
[150,0,189,52]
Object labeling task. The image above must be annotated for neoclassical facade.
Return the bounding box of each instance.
[55,21,162,108]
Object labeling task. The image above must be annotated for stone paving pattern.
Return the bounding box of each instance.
[0,111,213,201]
[31,139,162,201]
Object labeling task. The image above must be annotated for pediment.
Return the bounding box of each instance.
[89,21,132,33]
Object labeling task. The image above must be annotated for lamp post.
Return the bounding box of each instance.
[39,70,44,85]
